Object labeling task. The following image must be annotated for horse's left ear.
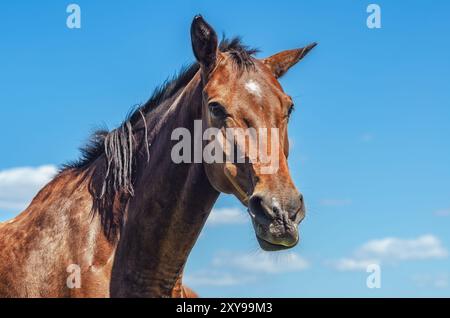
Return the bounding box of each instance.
[191,15,218,71]
[262,43,317,78]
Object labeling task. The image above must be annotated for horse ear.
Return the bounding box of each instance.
[262,43,317,78]
[191,15,218,71]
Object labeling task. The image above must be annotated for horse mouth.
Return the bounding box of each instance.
[248,209,299,251]
[256,236,298,251]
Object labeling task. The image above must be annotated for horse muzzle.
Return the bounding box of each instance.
[248,193,305,251]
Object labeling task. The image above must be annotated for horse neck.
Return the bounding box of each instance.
[110,72,220,297]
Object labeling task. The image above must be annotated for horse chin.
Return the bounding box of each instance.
[256,236,296,252]
[256,236,297,252]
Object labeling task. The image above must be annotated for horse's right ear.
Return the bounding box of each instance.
[191,15,218,71]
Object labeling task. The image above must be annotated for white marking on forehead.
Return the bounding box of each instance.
[245,80,262,98]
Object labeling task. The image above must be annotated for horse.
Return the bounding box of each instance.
[0,15,316,298]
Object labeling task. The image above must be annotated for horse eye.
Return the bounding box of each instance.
[209,102,228,119]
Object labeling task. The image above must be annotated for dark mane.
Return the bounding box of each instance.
[64,37,258,172]
[61,37,258,238]
[219,37,259,69]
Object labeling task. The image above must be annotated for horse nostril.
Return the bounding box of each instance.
[299,194,305,210]
[287,194,305,221]
[249,195,276,220]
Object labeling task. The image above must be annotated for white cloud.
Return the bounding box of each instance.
[213,251,310,274]
[206,207,248,226]
[185,248,311,288]
[413,273,449,289]
[331,235,448,271]
[357,235,448,261]
[332,258,379,271]
[184,270,254,287]
[0,165,57,212]
[185,251,310,287]
[435,209,450,217]
[319,199,352,207]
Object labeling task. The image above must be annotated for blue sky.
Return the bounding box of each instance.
[1,0,449,297]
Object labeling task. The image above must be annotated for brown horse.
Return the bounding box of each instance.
[0,16,315,298]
